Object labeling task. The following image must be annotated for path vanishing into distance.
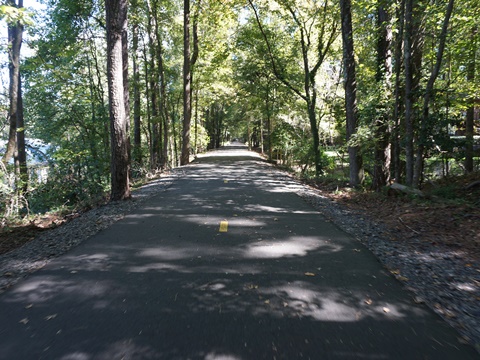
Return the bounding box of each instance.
[0,144,478,359]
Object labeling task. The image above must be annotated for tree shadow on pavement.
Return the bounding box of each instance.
[0,147,477,360]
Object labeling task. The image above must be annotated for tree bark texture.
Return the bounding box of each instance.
[132,2,142,164]
[181,0,192,165]
[403,0,425,186]
[3,0,23,165]
[373,4,393,191]
[106,0,131,201]
[392,0,406,182]
[340,0,363,187]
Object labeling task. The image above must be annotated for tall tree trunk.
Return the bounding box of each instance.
[404,0,415,186]
[181,0,192,165]
[106,0,131,201]
[2,0,23,165]
[373,4,393,191]
[413,0,454,187]
[340,0,363,187]
[152,0,170,168]
[132,0,142,165]
[465,25,477,173]
[16,78,27,193]
[145,0,161,170]
[392,0,406,182]
[404,0,424,186]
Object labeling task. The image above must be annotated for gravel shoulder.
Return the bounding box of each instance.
[1,162,479,353]
[0,172,179,294]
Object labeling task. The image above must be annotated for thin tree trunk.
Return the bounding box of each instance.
[132,2,142,164]
[16,77,27,193]
[248,0,336,178]
[106,0,131,200]
[340,0,363,187]
[373,4,393,191]
[465,26,477,173]
[181,0,192,165]
[145,0,161,170]
[151,0,170,167]
[413,0,454,187]
[392,0,405,182]
[404,0,415,186]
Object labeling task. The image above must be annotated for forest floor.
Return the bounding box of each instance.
[311,171,480,262]
[1,172,480,260]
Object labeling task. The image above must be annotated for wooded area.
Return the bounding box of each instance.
[0,0,479,220]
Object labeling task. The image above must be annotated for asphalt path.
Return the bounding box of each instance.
[0,144,478,359]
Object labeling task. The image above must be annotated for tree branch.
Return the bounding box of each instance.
[247,0,305,101]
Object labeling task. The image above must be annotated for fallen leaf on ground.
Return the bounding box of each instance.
[45,314,57,321]
[413,296,425,304]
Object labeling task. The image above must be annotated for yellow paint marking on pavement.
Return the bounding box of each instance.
[219,220,228,232]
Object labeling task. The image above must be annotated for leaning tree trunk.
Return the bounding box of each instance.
[340,0,363,187]
[413,0,454,187]
[106,0,131,201]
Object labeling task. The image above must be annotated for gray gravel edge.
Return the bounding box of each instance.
[0,171,179,295]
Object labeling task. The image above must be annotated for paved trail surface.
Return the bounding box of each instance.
[0,145,477,359]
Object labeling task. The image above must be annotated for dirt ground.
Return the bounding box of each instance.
[315,172,480,261]
[1,172,480,261]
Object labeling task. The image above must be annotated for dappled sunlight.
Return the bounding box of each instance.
[5,275,121,304]
[176,214,267,228]
[244,236,341,259]
[137,246,202,261]
[257,282,416,322]
[181,277,421,326]
[195,146,262,161]
[128,262,184,273]
[59,341,160,360]
[204,352,244,360]
[242,204,317,214]
[59,352,90,360]
[256,282,359,321]
[60,253,112,272]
